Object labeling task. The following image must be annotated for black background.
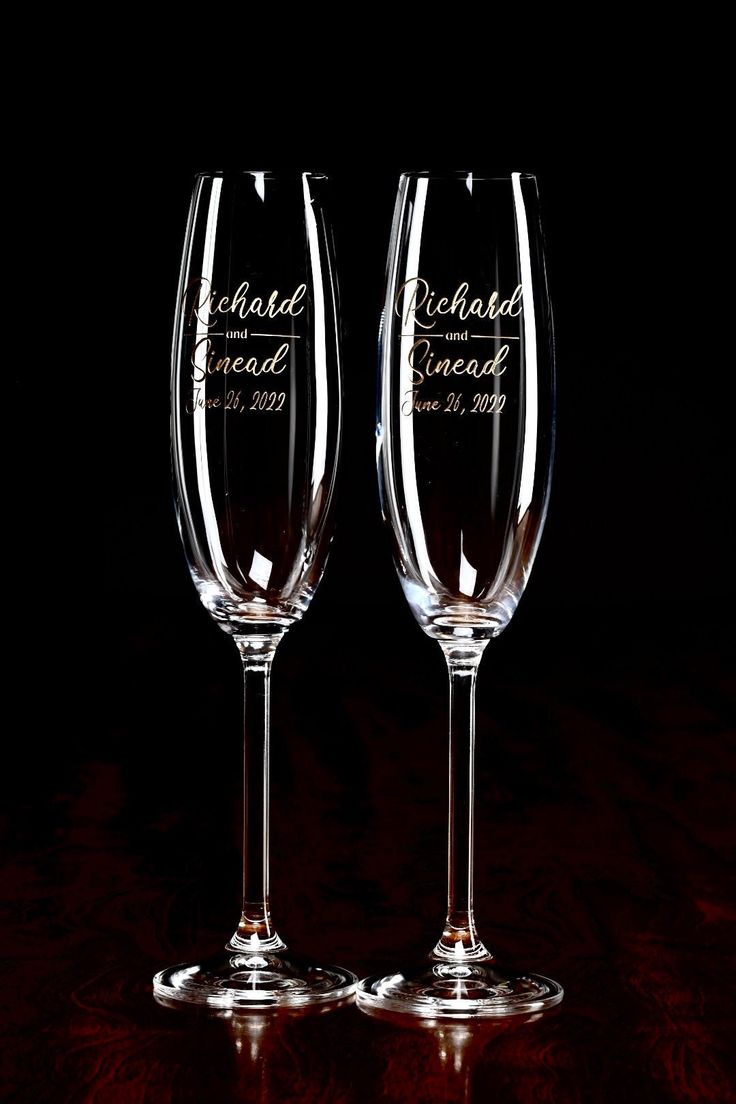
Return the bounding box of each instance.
[8,61,730,865]
[5,69,735,1103]
[41,87,728,835]
[97,118,732,716]
[74,96,731,913]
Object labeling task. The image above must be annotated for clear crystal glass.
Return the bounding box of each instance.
[153,171,356,1009]
[357,171,563,1017]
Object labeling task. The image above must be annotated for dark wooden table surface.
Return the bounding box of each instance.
[4,612,734,1103]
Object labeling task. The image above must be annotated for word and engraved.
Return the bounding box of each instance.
[395,278,523,416]
[182,277,305,414]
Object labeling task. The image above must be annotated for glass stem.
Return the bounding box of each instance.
[434,644,490,962]
[228,635,286,955]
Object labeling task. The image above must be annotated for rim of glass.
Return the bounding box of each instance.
[401,170,536,181]
[194,170,328,180]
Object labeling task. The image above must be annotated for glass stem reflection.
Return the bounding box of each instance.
[434,644,490,962]
[229,635,286,955]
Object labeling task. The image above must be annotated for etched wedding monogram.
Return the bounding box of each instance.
[181,276,305,415]
[394,278,523,417]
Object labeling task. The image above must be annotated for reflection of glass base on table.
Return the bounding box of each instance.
[153,951,357,1010]
[357,959,562,1019]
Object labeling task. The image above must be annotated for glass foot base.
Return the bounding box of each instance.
[357,960,563,1019]
[153,951,357,1010]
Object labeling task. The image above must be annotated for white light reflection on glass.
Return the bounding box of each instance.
[511,172,538,520]
[458,535,477,597]
[193,178,231,587]
[397,177,435,587]
[248,550,272,591]
[302,174,327,499]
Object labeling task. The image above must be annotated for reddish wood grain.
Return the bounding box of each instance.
[3,632,734,1103]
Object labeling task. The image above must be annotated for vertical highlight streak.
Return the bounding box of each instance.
[302,174,327,498]
[173,184,206,568]
[193,177,230,583]
[512,173,538,520]
[397,177,434,586]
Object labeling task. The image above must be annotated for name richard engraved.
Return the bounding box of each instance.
[396,278,522,330]
[184,277,306,326]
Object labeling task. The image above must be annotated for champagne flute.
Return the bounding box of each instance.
[153,171,356,1008]
[357,171,563,1017]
